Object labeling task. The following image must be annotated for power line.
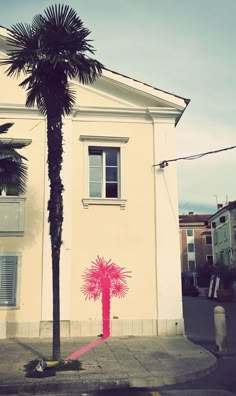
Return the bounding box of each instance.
[154,144,236,168]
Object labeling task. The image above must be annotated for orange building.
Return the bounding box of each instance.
[179,212,213,273]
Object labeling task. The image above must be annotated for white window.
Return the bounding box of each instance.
[80,135,128,209]
[0,255,19,307]
[89,147,120,198]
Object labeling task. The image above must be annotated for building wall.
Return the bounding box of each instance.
[0,116,46,337]
[179,224,212,272]
[72,121,157,322]
[0,59,185,337]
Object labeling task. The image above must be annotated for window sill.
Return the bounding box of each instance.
[82,198,127,209]
[0,306,19,310]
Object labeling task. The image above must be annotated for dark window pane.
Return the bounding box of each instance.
[205,236,212,245]
[187,243,194,252]
[106,149,118,166]
[106,182,118,198]
[6,186,19,196]
[106,167,117,182]
[188,260,195,271]
[90,182,102,197]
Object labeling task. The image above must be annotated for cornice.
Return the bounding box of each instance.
[0,103,182,123]
[147,107,182,121]
[80,135,129,143]
[0,104,43,119]
[73,106,181,123]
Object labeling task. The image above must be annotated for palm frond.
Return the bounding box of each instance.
[0,157,27,195]
[1,4,104,118]
[0,123,14,134]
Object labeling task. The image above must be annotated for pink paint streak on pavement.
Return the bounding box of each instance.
[65,336,109,360]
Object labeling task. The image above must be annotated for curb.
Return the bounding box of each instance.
[0,355,218,395]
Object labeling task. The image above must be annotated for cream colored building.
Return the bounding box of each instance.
[0,27,189,338]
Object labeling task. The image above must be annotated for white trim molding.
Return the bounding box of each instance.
[0,138,32,148]
[80,135,129,143]
[82,198,127,209]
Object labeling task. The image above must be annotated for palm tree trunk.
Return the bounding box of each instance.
[47,113,64,360]
[102,284,110,338]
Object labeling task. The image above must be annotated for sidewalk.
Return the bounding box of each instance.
[0,336,217,394]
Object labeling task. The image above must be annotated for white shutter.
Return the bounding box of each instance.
[0,256,17,306]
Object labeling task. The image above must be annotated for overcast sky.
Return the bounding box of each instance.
[1,0,236,214]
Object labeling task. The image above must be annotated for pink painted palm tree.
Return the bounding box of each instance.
[81,256,131,338]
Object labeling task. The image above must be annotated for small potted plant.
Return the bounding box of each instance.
[213,263,236,302]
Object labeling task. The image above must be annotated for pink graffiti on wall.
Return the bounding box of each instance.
[65,256,131,361]
[81,256,132,338]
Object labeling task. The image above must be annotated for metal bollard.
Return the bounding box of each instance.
[214,305,228,352]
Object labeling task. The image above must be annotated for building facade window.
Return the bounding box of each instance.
[187,229,193,237]
[0,255,18,307]
[223,226,227,241]
[233,226,236,242]
[187,243,194,252]
[0,186,20,196]
[205,235,212,245]
[206,255,213,264]
[188,260,195,271]
[89,147,119,198]
[214,230,218,245]
[80,135,129,209]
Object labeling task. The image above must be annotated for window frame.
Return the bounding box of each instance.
[0,253,21,309]
[89,147,120,199]
[80,135,129,209]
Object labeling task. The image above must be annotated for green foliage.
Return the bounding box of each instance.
[55,359,82,371]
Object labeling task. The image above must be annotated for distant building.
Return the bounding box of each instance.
[179,212,213,272]
[208,202,236,267]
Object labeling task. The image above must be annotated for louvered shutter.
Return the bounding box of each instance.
[0,256,17,306]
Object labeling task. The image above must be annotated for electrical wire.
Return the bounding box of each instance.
[154,144,236,168]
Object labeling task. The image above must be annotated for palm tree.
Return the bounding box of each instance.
[0,123,27,195]
[81,256,131,338]
[0,4,103,360]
